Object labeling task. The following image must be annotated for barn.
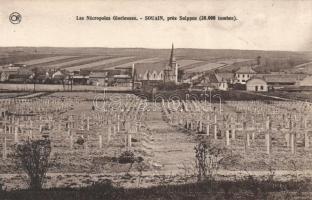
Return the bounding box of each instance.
[246,78,268,92]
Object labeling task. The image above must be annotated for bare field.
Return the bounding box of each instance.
[16,56,79,66]
[1,47,310,74]
[65,56,134,71]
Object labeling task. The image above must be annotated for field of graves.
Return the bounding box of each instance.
[164,98,312,170]
[0,92,312,190]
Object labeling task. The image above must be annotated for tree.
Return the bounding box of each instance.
[31,67,40,92]
[256,56,262,65]
[14,139,52,190]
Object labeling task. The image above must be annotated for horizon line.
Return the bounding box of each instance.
[0,46,310,53]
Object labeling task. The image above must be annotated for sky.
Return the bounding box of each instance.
[0,0,312,51]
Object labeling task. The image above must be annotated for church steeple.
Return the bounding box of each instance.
[164,43,178,84]
[169,43,176,68]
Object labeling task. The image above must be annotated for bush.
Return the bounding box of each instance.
[194,141,238,182]
[118,151,135,164]
[76,137,85,145]
[14,139,52,190]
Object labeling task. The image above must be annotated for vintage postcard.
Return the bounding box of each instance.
[0,0,312,199]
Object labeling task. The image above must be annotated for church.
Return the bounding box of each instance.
[133,44,179,84]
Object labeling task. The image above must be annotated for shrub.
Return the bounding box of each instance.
[14,139,52,190]
[118,151,135,164]
[194,141,238,182]
[76,137,85,145]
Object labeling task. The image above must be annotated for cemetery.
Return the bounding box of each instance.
[0,91,312,190]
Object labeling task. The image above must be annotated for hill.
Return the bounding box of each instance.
[0,47,311,74]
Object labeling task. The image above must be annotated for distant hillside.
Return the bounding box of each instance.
[0,47,311,74]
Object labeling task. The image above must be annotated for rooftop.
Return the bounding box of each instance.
[236,66,256,74]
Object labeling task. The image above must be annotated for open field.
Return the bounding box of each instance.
[32,55,110,70]
[16,56,79,66]
[65,56,134,71]
[289,62,312,74]
[1,47,311,74]
[108,58,163,69]
[184,63,226,73]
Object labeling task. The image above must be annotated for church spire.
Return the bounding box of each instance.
[169,43,176,68]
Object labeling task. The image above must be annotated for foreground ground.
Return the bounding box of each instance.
[1,179,312,200]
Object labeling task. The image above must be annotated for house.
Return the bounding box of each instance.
[245,73,307,90]
[72,70,90,85]
[8,67,33,83]
[89,68,133,87]
[256,74,306,89]
[52,70,65,79]
[216,73,235,84]
[235,66,257,84]
[52,70,69,84]
[297,75,312,87]
[89,71,109,86]
[113,74,133,87]
[246,78,268,92]
[0,66,20,82]
[32,70,51,84]
[194,73,228,91]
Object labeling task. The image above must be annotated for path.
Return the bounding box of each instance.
[144,108,197,173]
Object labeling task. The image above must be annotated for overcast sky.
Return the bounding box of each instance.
[1,0,312,51]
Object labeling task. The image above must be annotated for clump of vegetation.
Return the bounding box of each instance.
[76,137,85,145]
[118,151,136,164]
[116,151,145,176]
[194,141,238,182]
[117,151,144,164]
[14,139,52,190]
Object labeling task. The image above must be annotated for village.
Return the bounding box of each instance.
[0,45,312,94]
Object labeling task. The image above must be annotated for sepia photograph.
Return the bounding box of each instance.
[1,0,312,199]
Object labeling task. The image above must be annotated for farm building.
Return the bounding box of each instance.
[255,74,307,89]
[7,67,33,83]
[89,69,133,87]
[264,75,298,86]
[246,78,268,92]
[72,70,90,85]
[89,72,109,86]
[235,66,257,84]
[113,74,133,87]
[33,71,52,83]
[0,66,20,82]
[298,75,312,87]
